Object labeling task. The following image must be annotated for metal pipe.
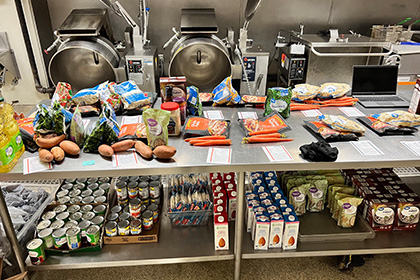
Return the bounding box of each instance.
[0,187,29,280]
[234,171,245,280]
[311,45,394,57]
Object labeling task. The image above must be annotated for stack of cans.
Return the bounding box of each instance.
[56,177,111,204]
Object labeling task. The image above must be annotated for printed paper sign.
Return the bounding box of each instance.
[351,141,384,156]
[206,148,232,164]
[339,107,365,117]
[237,112,258,119]
[23,157,52,175]
[112,151,139,167]
[121,116,143,126]
[262,146,293,162]
[204,110,225,120]
[401,141,420,157]
[301,109,322,117]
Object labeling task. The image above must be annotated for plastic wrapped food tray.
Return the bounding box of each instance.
[167,209,212,227]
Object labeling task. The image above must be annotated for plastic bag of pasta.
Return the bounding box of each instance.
[317,83,351,99]
[292,84,319,102]
[212,76,241,106]
[371,111,420,127]
[318,115,365,134]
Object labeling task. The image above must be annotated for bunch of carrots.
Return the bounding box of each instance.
[185,135,231,146]
[242,129,293,144]
[290,96,359,111]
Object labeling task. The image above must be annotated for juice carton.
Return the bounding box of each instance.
[282,212,299,250]
[254,214,270,250]
[269,211,284,249]
[214,213,229,251]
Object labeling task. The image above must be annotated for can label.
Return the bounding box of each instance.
[139,187,149,199]
[67,234,81,250]
[86,227,100,246]
[143,217,153,231]
[118,225,130,236]
[128,188,138,199]
[116,187,128,200]
[149,187,160,199]
[130,209,141,219]
[105,226,117,237]
[152,210,159,223]
[42,235,54,249]
[27,239,45,265]
[54,236,66,249]
[130,224,142,235]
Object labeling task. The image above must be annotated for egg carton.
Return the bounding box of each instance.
[392,167,420,177]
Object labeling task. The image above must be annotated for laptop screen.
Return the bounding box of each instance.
[351,65,398,95]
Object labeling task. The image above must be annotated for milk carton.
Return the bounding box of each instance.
[214,213,229,251]
[282,212,299,250]
[269,211,284,248]
[254,214,270,250]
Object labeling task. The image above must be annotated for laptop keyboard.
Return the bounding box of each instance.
[357,96,404,102]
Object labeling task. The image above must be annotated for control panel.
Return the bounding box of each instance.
[126,59,144,85]
[242,56,257,82]
[289,58,305,80]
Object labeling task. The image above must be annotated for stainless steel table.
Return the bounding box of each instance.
[2,99,420,280]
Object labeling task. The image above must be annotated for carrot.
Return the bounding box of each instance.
[185,135,226,142]
[249,129,279,136]
[250,133,284,138]
[243,137,293,143]
[193,139,232,146]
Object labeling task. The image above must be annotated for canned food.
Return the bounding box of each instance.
[52,228,67,249]
[149,181,160,199]
[138,182,149,199]
[69,212,83,222]
[86,225,100,245]
[129,176,139,182]
[118,176,129,182]
[76,178,88,185]
[42,211,56,221]
[141,198,150,206]
[87,183,99,192]
[53,204,67,214]
[80,204,93,213]
[107,212,118,222]
[117,220,130,236]
[118,198,129,207]
[56,190,69,199]
[81,189,93,198]
[116,181,128,200]
[149,175,160,181]
[111,205,122,214]
[50,219,65,230]
[147,203,159,223]
[66,227,81,250]
[56,212,70,222]
[99,183,110,193]
[93,204,106,215]
[119,212,130,221]
[93,189,105,198]
[98,177,110,184]
[139,176,149,182]
[63,220,78,229]
[73,183,85,190]
[140,204,147,213]
[82,196,95,204]
[67,205,81,214]
[123,206,130,214]
[94,196,107,203]
[57,196,71,204]
[38,228,54,249]
[62,183,74,190]
[105,221,118,237]
[27,239,46,265]
[90,216,104,226]
[129,198,141,218]
[130,219,142,235]
[78,220,91,241]
[87,177,98,185]
[150,197,161,205]
[69,196,82,204]
[127,182,138,199]
[82,212,96,221]
[36,220,51,232]
[64,178,76,184]
[142,210,153,231]
[68,189,81,198]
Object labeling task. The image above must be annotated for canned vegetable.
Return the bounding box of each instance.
[130,219,142,235]
[52,228,67,249]
[68,189,81,198]
[57,196,71,204]
[87,177,98,184]
[138,182,149,199]
[87,183,99,192]
[98,177,110,184]
[86,225,100,245]
[50,219,65,230]
[107,212,118,222]
[111,205,122,214]
[42,211,56,221]
[67,205,81,214]
[36,220,51,232]
[82,212,96,221]
[117,220,130,236]
[38,228,54,249]
[142,210,153,231]
[27,239,46,265]
[105,221,118,237]
[119,212,130,221]
[127,182,138,199]
[147,203,159,223]
[53,204,67,214]
[78,220,91,241]
[69,196,82,204]
[56,190,69,199]
[66,227,81,250]
[61,183,74,190]
[93,204,106,215]
[94,196,107,203]
[56,212,70,222]
[99,183,110,193]
[82,196,95,204]
[73,183,85,190]
[69,212,83,222]
[76,178,87,185]
[149,181,160,199]
[81,189,93,198]
[64,178,76,184]
[80,204,93,213]
[129,198,141,218]
[90,216,104,226]
[93,189,105,198]
[64,220,78,229]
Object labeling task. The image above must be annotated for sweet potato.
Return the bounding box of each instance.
[38,148,54,163]
[111,139,135,152]
[51,146,65,162]
[59,140,80,156]
[134,141,153,159]
[35,134,66,149]
[153,145,176,159]
[98,144,114,158]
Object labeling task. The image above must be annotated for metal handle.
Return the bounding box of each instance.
[310,45,394,57]
[196,50,202,64]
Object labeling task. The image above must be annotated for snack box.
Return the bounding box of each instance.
[269,211,284,249]
[394,196,420,231]
[214,213,229,251]
[282,212,299,250]
[227,190,237,221]
[363,195,397,231]
[254,214,270,250]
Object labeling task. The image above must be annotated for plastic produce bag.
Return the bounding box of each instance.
[70,81,107,106]
[104,82,122,112]
[69,106,85,147]
[113,80,150,110]
[33,102,72,135]
[212,76,241,106]
[51,82,72,107]
[264,87,292,118]
[187,86,203,116]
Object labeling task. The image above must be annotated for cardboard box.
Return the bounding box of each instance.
[103,219,160,244]
[214,213,229,251]
[394,197,420,230]
[364,196,397,231]
[269,212,284,249]
[282,212,299,250]
[254,214,270,250]
[227,190,237,221]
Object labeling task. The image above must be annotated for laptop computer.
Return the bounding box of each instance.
[351,65,410,108]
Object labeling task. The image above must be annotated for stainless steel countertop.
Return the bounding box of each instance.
[293,34,390,48]
[1,95,420,180]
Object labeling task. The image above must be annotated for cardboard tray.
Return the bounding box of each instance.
[103,218,160,244]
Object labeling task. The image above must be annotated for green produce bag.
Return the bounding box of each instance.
[264,87,292,118]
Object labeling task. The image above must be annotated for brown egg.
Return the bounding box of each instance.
[219,238,226,248]
[273,234,280,244]
[288,236,295,246]
[258,237,266,246]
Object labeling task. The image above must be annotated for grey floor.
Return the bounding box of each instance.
[30,253,420,280]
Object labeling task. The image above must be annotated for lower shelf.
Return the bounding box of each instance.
[26,216,235,271]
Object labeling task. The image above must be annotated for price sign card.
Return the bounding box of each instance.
[237,112,258,119]
[207,148,232,164]
[301,109,322,117]
[112,151,139,167]
[351,140,384,156]
[401,141,420,157]
[262,146,293,162]
[23,157,52,175]
[339,107,365,117]
[204,110,224,120]
[121,116,143,126]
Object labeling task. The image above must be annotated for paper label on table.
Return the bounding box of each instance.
[82,119,90,130]
[301,109,322,117]
[351,141,384,156]
[262,146,293,162]
[112,151,139,167]
[121,116,143,126]
[338,107,365,117]
[82,160,95,166]
[401,141,420,156]
[237,112,258,119]
[203,110,224,120]
[23,157,52,175]
[206,148,231,164]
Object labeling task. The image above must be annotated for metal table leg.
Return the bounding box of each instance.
[0,188,29,280]
[234,172,245,280]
